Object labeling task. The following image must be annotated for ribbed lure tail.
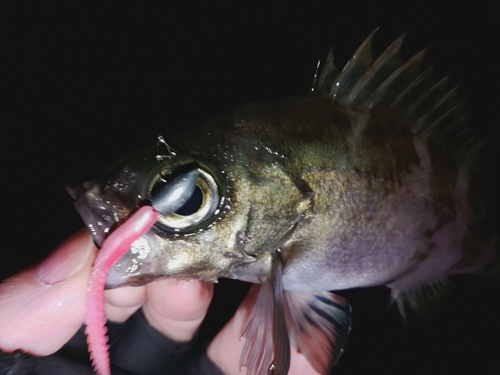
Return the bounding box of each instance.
[85,206,158,375]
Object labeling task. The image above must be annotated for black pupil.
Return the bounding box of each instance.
[175,185,203,215]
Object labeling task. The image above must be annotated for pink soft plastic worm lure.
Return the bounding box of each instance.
[85,206,158,375]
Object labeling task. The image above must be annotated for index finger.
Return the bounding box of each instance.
[103,278,213,342]
[143,278,214,342]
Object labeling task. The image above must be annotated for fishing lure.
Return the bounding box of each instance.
[85,206,158,375]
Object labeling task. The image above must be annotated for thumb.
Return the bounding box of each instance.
[0,230,96,356]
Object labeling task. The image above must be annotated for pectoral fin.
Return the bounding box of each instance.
[283,290,351,374]
[270,251,291,375]
[240,279,275,375]
[240,251,351,375]
[240,251,290,375]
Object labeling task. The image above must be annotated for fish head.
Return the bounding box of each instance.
[69,111,312,288]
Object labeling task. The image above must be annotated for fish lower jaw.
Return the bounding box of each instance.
[230,274,263,284]
[104,270,153,289]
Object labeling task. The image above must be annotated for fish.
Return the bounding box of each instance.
[69,30,498,375]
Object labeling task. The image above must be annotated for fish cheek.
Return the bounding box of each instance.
[104,226,239,287]
[153,233,236,281]
[240,168,311,257]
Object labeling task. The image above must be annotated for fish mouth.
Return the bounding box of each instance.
[104,231,164,288]
[66,182,128,247]
[67,182,166,289]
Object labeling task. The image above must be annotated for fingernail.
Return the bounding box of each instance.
[35,230,95,285]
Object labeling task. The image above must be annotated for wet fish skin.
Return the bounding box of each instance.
[72,32,497,375]
[77,95,491,290]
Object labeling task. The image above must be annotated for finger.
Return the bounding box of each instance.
[141,278,214,342]
[0,230,96,356]
[207,285,321,375]
[104,285,146,323]
[206,285,258,374]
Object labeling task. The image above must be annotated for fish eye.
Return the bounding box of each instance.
[150,167,220,232]
[174,184,203,215]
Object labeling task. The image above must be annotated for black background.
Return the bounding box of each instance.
[1,1,500,374]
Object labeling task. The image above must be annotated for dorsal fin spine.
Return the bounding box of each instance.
[366,48,427,109]
[390,66,435,113]
[413,84,460,134]
[311,48,339,96]
[407,75,451,124]
[347,33,406,107]
[426,101,465,137]
[333,30,376,103]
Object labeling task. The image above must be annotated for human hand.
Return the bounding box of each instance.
[0,230,320,375]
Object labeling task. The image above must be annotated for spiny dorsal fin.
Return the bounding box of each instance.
[313,30,480,159]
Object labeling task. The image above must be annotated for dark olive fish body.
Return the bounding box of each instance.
[165,96,491,292]
[72,32,497,375]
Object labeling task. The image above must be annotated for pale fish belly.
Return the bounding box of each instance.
[282,137,473,293]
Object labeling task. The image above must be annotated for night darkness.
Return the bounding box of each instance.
[1,1,500,374]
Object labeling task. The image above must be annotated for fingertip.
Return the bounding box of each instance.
[146,279,213,321]
[142,278,213,342]
[105,286,146,308]
[0,230,97,356]
[34,229,96,285]
[105,303,143,323]
[104,286,146,322]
